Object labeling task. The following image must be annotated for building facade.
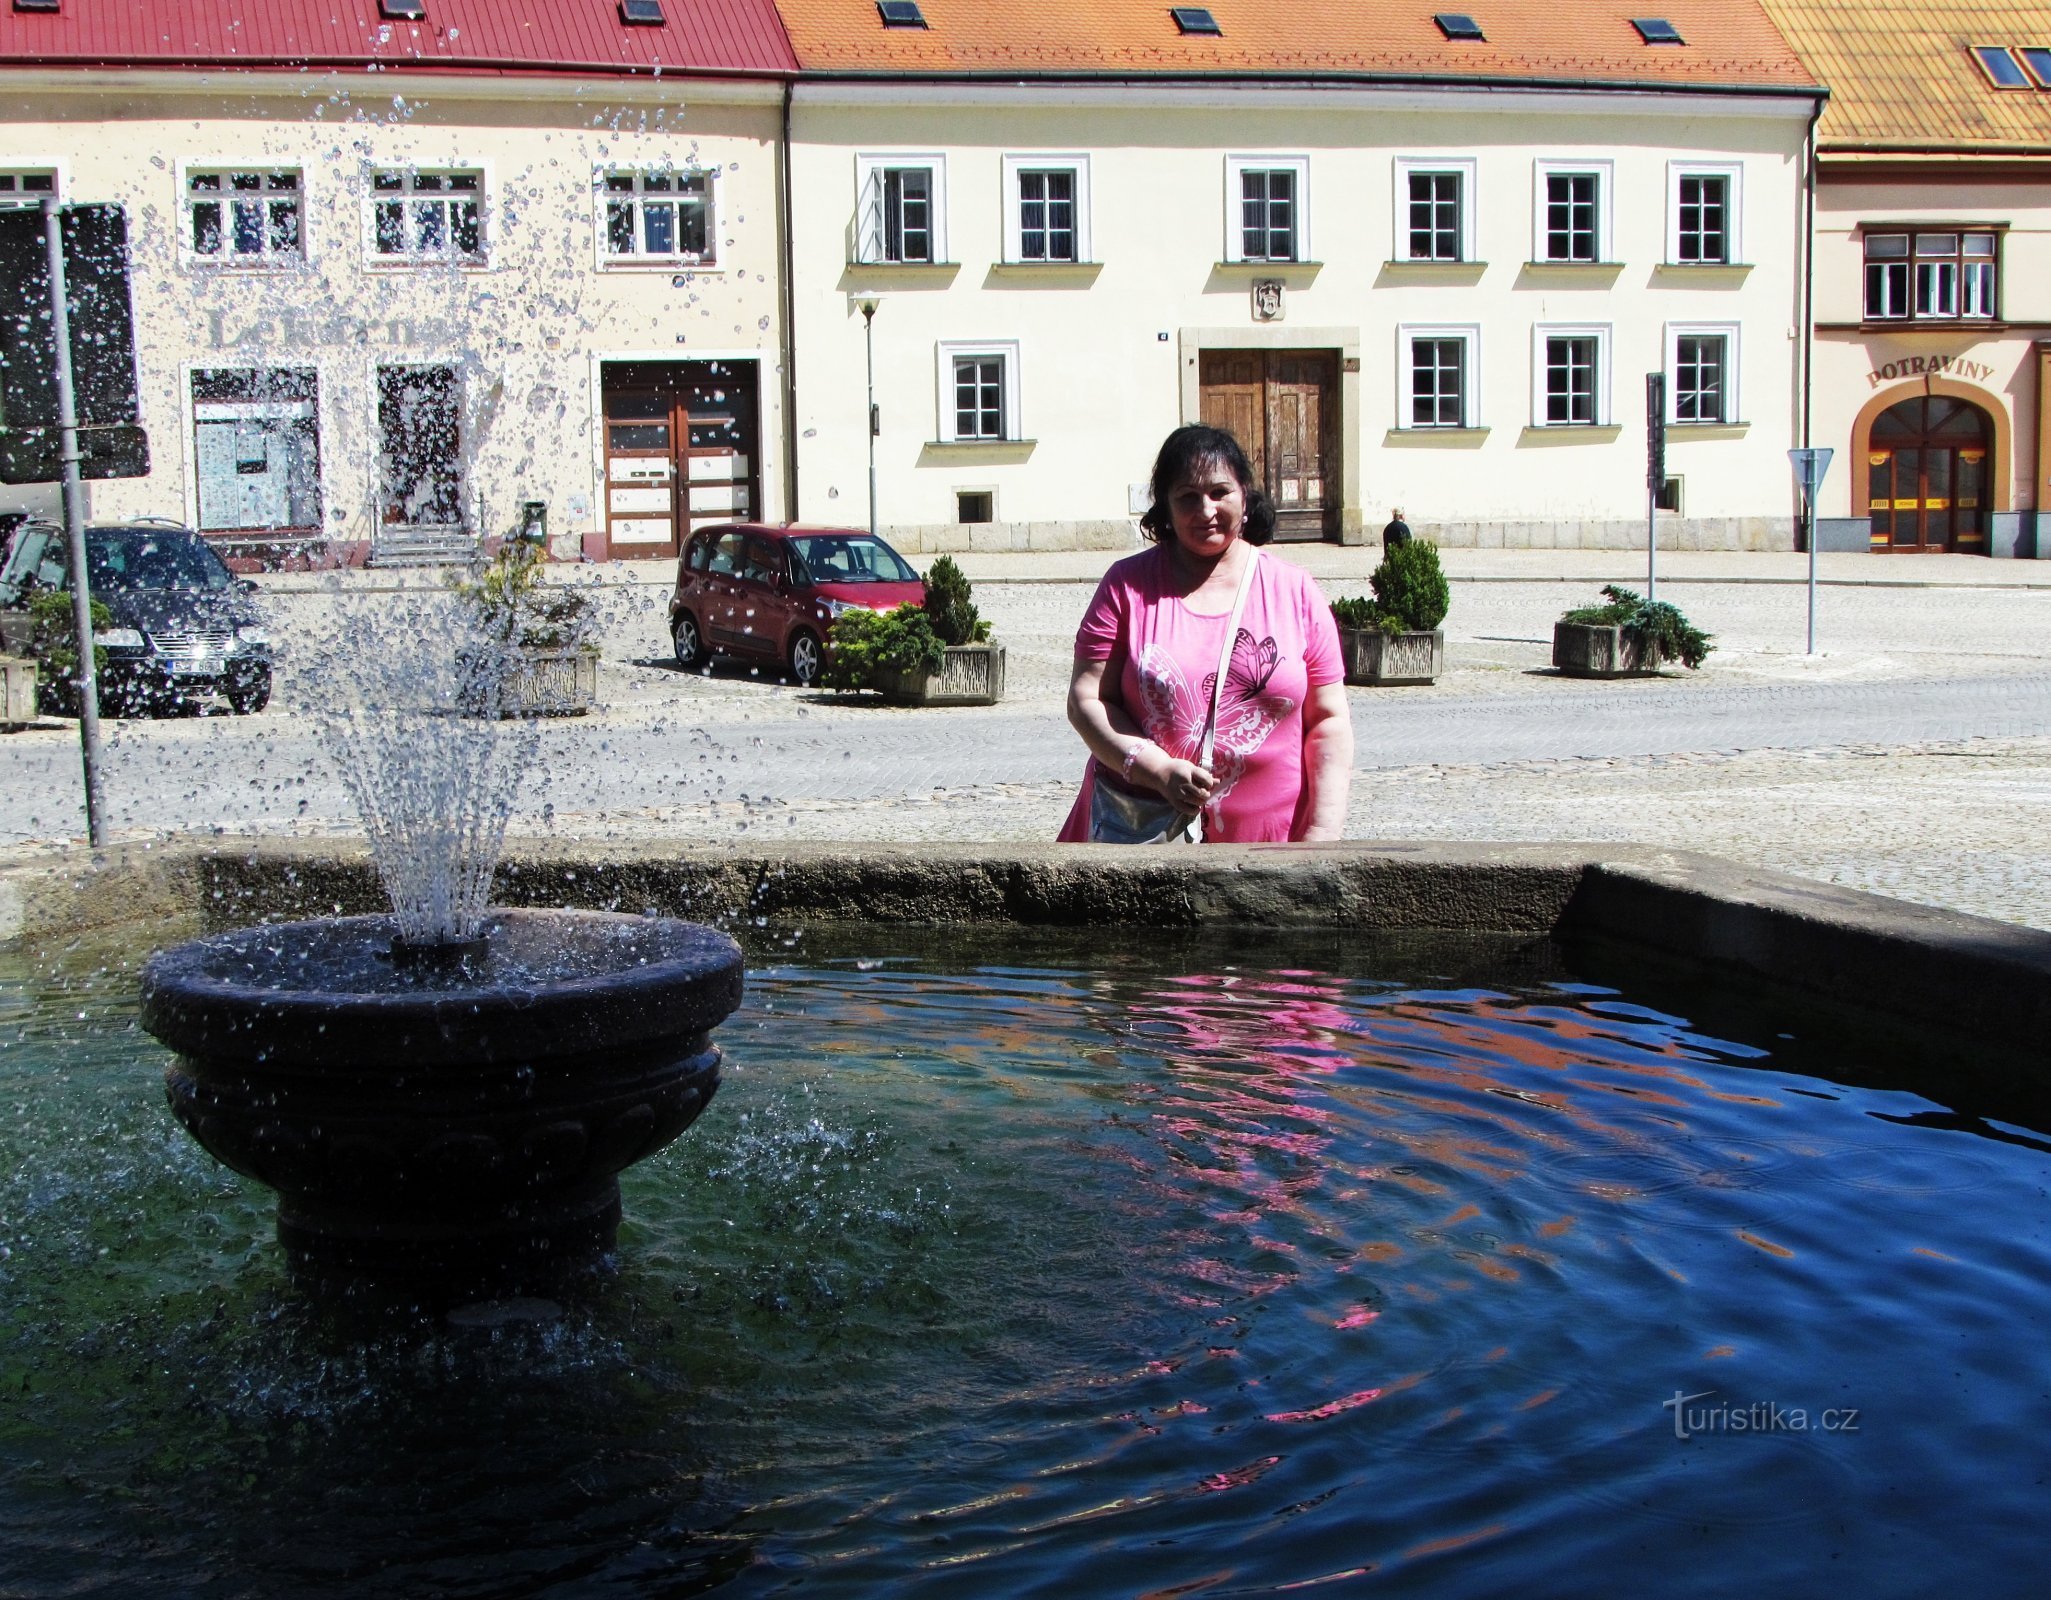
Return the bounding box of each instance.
[0,0,796,565]
[1764,0,2051,557]
[779,0,1822,554]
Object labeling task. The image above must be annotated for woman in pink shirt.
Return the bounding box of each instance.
[1060,425,1354,844]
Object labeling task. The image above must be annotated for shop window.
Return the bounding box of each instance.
[372,169,484,262]
[377,365,464,527]
[188,170,302,263]
[191,368,322,532]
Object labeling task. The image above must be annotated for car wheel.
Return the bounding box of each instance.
[227,671,271,715]
[786,629,824,688]
[672,611,706,669]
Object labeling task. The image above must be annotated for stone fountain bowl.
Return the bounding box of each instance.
[140,908,744,1289]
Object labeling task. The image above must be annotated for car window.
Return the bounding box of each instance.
[0,527,54,602]
[84,531,234,593]
[685,536,711,573]
[787,535,917,584]
[741,537,781,585]
[707,532,744,577]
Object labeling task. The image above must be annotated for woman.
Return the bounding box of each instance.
[1060,425,1353,843]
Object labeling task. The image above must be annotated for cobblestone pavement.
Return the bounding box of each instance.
[3,561,2050,932]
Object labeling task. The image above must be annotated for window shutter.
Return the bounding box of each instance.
[858,165,882,263]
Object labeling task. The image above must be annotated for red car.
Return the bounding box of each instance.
[668,523,926,686]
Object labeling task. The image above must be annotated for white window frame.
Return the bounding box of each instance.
[1532,159,1614,264]
[179,163,307,269]
[1666,161,1742,265]
[1666,322,1740,425]
[856,152,949,264]
[366,164,490,268]
[595,165,718,270]
[1392,157,1478,263]
[934,340,1022,442]
[1000,153,1092,264]
[1396,323,1480,430]
[0,165,61,208]
[1531,323,1612,427]
[1224,154,1310,264]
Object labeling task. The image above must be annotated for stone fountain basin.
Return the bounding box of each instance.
[139,908,744,1282]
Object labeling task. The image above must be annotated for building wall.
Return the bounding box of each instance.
[788,84,1811,552]
[0,73,788,560]
[1811,172,2047,556]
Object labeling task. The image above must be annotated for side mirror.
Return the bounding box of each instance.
[237,578,260,594]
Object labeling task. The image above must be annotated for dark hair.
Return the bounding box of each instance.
[1138,424,1275,547]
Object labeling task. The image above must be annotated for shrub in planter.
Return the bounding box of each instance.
[1332,541,1448,685]
[921,554,992,647]
[453,540,601,714]
[1370,539,1450,634]
[1558,584,1712,672]
[824,602,946,691]
[28,589,110,715]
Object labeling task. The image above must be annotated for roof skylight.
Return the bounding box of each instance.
[1435,13,1485,40]
[11,0,61,13]
[877,1,928,27]
[1972,45,2032,87]
[2017,45,2051,85]
[1172,7,1222,35]
[1631,17,1684,44]
[620,0,666,24]
[378,0,426,20]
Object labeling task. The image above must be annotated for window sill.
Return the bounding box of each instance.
[1668,420,1749,436]
[1378,258,1487,280]
[924,437,1036,450]
[600,259,723,273]
[184,258,307,273]
[366,257,492,273]
[1519,423,1623,442]
[1214,258,1322,272]
[846,259,961,272]
[1384,426,1489,445]
[1850,319,2007,334]
[987,260,1103,280]
[1654,261,1753,278]
[1521,260,1625,272]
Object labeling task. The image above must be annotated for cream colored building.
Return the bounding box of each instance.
[1763,0,2051,557]
[778,2,1823,553]
[1,3,795,565]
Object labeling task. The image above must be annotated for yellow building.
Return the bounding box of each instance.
[778,0,1824,553]
[1762,0,2051,556]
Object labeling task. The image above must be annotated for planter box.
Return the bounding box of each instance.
[1552,622,1660,679]
[1339,627,1443,686]
[0,655,35,729]
[873,643,1006,706]
[501,648,599,716]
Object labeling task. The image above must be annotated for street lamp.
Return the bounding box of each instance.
[859,298,879,538]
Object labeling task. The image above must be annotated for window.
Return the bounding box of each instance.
[1667,325,1738,424]
[371,169,483,263]
[377,365,463,527]
[1435,14,1484,40]
[1972,46,2031,88]
[1543,171,1599,261]
[187,170,303,263]
[1632,17,1684,44]
[190,369,322,533]
[1533,325,1610,427]
[1172,7,1220,34]
[935,341,1021,442]
[877,0,925,24]
[1864,229,1999,320]
[1393,157,1477,263]
[602,169,713,264]
[1670,167,1738,263]
[857,154,947,264]
[1225,156,1308,263]
[0,169,55,207]
[2020,46,2051,85]
[1003,155,1092,263]
[957,490,994,524]
[1399,326,1478,429]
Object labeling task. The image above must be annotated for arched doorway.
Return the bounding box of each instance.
[1865,395,1992,552]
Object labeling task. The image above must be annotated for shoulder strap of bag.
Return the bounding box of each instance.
[1198,545,1260,769]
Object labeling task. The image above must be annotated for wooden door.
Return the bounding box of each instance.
[601,361,759,558]
[1198,350,1336,542]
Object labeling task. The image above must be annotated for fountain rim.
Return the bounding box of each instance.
[138,906,744,1068]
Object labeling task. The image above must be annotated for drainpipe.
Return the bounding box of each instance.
[1801,96,1821,456]
[779,80,799,523]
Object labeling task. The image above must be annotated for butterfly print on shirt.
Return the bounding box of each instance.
[1134,631,1296,810]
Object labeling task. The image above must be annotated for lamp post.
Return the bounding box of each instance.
[860,299,879,538]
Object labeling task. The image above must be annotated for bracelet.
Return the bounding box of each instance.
[1121,739,1154,781]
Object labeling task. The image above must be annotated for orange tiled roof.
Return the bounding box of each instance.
[1759,0,2051,150]
[774,0,1816,90]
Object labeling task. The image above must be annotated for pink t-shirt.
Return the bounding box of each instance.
[1059,544,1344,843]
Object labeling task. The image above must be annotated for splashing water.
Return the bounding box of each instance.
[299,587,535,944]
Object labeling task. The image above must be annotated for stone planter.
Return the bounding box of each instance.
[1552,621,1660,678]
[873,642,1006,706]
[0,654,36,729]
[501,646,599,716]
[1339,628,1443,686]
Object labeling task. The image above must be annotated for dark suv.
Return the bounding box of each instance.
[0,521,273,715]
[669,523,925,686]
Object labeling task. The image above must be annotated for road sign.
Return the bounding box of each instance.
[1788,446,1833,508]
[1646,373,1666,491]
[0,203,148,484]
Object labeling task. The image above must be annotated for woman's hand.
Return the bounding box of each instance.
[1133,743,1216,816]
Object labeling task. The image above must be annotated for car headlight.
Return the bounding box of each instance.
[818,597,872,619]
[235,625,270,646]
[98,627,144,649]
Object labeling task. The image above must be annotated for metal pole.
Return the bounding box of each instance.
[1647,481,1657,605]
[862,302,878,539]
[1806,503,1818,655]
[41,197,107,847]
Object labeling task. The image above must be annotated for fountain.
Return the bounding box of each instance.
[135,591,743,1289]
